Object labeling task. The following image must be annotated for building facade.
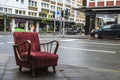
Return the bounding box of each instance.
[0,0,85,32]
[76,0,120,35]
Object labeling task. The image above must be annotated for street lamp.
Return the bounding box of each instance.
[3,13,7,32]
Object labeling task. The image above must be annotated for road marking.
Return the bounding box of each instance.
[0,36,4,37]
[0,43,4,45]
[7,42,13,44]
[6,36,12,37]
[59,39,78,41]
[77,41,120,46]
[60,46,116,54]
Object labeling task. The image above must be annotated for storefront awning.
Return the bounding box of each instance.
[74,6,120,12]
[0,12,42,21]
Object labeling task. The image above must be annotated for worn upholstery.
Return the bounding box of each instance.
[13,32,40,52]
[13,32,58,76]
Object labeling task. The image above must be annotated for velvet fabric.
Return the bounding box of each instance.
[13,32,40,52]
[13,32,58,71]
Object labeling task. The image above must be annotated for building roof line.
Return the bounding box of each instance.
[74,6,120,12]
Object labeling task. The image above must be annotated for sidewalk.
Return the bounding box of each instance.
[0,55,120,80]
[40,33,88,39]
[0,32,89,39]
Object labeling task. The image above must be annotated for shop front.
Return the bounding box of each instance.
[0,13,41,32]
[75,6,120,35]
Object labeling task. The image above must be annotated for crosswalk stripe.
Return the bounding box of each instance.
[60,46,116,54]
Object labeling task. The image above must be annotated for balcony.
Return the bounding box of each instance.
[28,6,38,11]
[42,0,49,2]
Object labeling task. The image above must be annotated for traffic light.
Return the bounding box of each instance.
[61,10,64,17]
[53,12,55,18]
[65,8,68,17]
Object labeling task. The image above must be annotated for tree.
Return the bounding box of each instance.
[41,11,50,24]
[41,11,51,32]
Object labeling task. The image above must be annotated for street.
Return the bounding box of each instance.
[0,33,120,72]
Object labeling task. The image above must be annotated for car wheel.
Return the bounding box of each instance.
[94,33,100,38]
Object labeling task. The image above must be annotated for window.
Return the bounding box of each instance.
[29,0,37,7]
[0,7,3,12]
[15,9,26,15]
[57,7,62,11]
[28,11,37,16]
[4,8,12,13]
[19,10,22,14]
[16,0,19,1]
[8,8,12,13]
[77,4,81,8]
[71,10,74,15]
[51,0,56,1]
[76,12,80,16]
[57,0,63,3]
[41,3,49,9]
[21,0,24,4]
[51,5,55,11]
[66,0,71,5]
[90,0,95,1]
[15,10,18,14]
[70,18,74,21]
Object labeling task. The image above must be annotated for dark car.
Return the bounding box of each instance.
[90,24,120,38]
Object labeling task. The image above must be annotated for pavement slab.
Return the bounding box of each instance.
[0,56,120,80]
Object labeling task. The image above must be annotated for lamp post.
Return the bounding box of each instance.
[62,0,66,37]
[4,13,7,32]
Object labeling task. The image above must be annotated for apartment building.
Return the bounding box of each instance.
[76,0,120,35]
[0,0,85,32]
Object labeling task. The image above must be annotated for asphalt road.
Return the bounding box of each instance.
[0,34,120,72]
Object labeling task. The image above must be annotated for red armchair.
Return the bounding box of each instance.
[13,32,59,76]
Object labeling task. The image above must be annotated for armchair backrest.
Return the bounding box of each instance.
[13,32,40,52]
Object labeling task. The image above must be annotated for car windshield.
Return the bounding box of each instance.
[102,25,112,29]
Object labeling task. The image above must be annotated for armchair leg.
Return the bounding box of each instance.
[19,66,22,71]
[53,66,56,73]
[31,69,35,77]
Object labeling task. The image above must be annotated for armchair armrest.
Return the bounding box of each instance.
[13,40,31,62]
[40,40,59,54]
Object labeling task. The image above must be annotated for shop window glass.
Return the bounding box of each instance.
[21,0,24,4]
[0,7,3,12]
[15,10,18,14]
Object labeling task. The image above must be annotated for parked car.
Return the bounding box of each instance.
[90,24,120,38]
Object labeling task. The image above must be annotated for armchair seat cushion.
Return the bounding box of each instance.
[22,52,58,68]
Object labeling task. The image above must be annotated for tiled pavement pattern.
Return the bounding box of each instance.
[0,55,120,80]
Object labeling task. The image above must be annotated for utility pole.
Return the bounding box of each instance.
[62,0,66,37]
[4,13,7,32]
[54,1,57,35]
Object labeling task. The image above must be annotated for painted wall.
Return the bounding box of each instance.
[0,0,28,9]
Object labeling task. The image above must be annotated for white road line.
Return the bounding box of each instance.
[60,46,116,54]
[76,41,120,46]
[7,42,13,43]
[0,36,4,37]
[0,43,4,45]
[6,36,12,37]
[59,39,78,41]
[0,42,13,44]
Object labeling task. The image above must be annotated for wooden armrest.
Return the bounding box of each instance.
[13,40,31,47]
[40,40,59,54]
[13,40,31,62]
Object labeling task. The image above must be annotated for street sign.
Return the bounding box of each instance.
[57,11,60,15]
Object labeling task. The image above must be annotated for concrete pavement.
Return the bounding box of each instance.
[0,32,120,80]
[0,54,120,80]
[0,32,89,39]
